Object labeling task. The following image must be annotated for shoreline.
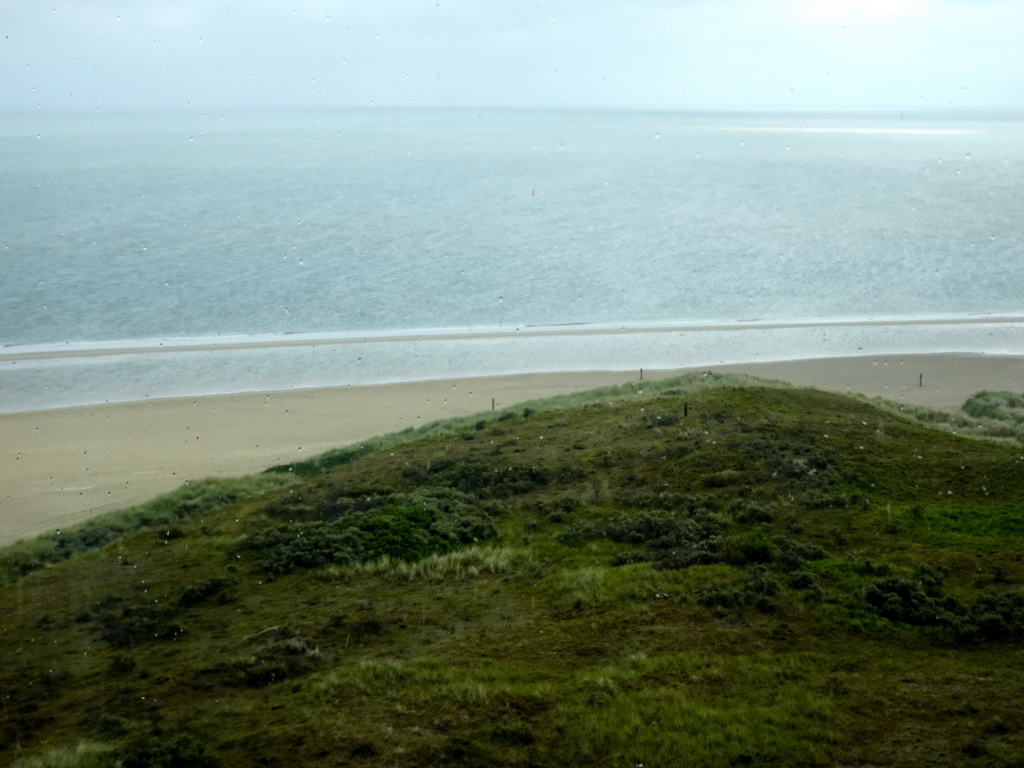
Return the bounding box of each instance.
[2,352,1023,547]
[5,312,1024,363]
[3,317,1024,416]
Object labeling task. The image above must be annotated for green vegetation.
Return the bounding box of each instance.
[0,475,300,585]
[3,374,1024,766]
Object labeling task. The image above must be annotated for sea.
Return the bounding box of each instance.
[2,107,1023,413]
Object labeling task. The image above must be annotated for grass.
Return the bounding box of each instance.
[316,545,532,583]
[2,376,1024,766]
[0,473,300,585]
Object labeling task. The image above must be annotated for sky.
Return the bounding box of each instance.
[3,0,1023,112]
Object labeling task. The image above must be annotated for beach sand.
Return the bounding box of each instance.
[2,353,1022,547]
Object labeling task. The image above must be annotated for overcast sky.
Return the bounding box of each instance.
[3,0,1023,112]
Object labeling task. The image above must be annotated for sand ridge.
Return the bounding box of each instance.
[2,354,1022,547]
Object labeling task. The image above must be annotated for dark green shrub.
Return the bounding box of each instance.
[609,550,651,566]
[863,576,961,626]
[788,570,824,601]
[830,527,848,547]
[861,565,1024,643]
[605,510,689,546]
[787,570,818,591]
[724,532,776,565]
[196,628,323,688]
[89,599,185,649]
[964,592,1024,642]
[240,490,499,576]
[699,584,744,610]
[614,491,715,512]
[776,537,830,571]
[157,527,185,541]
[913,564,948,596]
[702,469,742,488]
[92,713,134,739]
[854,559,891,577]
[699,567,779,612]
[962,390,1024,423]
[641,412,679,428]
[742,566,780,611]
[608,509,724,547]
[110,654,136,673]
[177,577,236,608]
[556,518,604,546]
[119,733,219,768]
[253,523,363,576]
[403,459,550,497]
[52,526,123,559]
[732,502,775,524]
[654,536,725,570]
[240,660,290,687]
[265,442,375,478]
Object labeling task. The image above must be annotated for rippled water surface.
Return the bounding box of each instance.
[2,108,1022,409]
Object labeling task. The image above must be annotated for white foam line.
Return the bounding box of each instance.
[4,314,1024,363]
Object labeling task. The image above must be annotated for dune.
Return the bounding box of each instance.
[1,352,1021,547]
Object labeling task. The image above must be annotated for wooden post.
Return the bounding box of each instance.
[492,398,496,411]
[684,403,689,418]
[919,373,923,387]
[640,368,643,381]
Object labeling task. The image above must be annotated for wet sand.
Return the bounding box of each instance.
[1,353,1021,547]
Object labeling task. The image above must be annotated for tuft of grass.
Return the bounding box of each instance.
[11,742,119,768]
[317,546,530,583]
[864,389,1024,445]
[963,390,1024,423]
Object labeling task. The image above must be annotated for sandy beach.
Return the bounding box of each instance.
[2,352,1022,547]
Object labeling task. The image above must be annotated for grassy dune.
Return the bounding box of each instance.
[2,374,1024,766]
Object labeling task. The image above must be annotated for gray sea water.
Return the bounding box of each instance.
[2,107,1023,412]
